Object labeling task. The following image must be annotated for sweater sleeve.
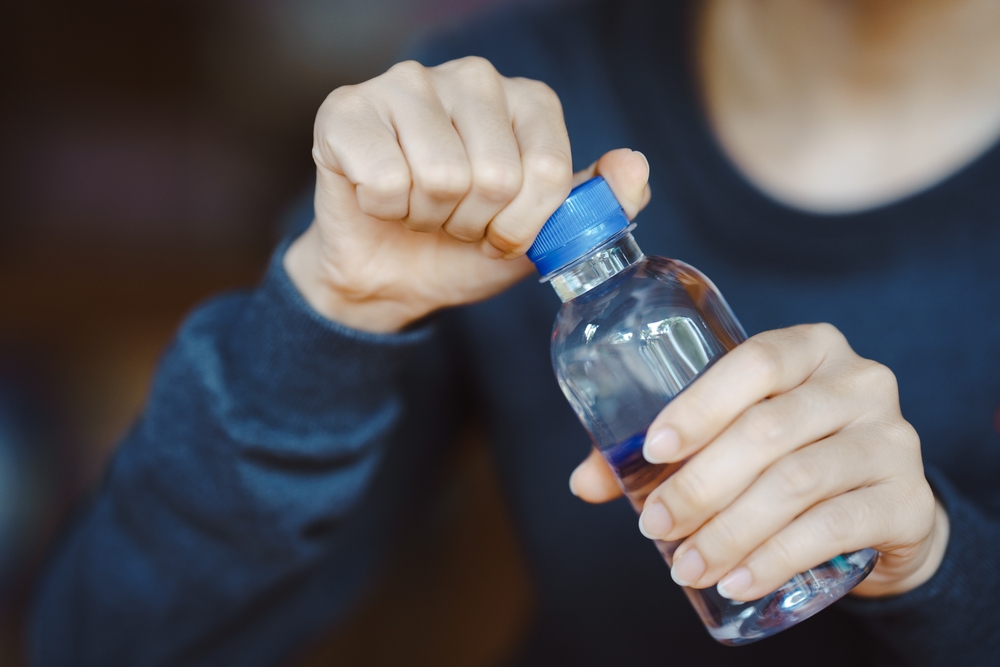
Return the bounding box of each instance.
[839,465,1000,666]
[28,232,467,666]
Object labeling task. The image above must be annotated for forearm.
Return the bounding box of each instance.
[28,240,452,666]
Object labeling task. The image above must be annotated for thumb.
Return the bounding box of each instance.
[572,148,652,220]
[569,447,624,504]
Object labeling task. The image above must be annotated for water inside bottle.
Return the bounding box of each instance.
[552,251,877,644]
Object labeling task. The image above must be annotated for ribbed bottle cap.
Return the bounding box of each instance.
[527,176,630,276]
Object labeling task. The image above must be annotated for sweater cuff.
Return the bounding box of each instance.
[262,234,432,348]
[218,236,435,424]
[836,465,1000,664]
[839,466,981,616]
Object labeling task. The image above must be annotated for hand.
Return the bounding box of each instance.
[570,323,950,600]
[284,57,651,333]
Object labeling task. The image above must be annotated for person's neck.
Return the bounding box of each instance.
[696,0,1000,213]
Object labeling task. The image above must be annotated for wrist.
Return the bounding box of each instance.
[283,225,420,334]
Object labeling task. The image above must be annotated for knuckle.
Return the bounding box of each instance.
[668,468,713,513]
[518,77,562,108]
[678,391,715,432]
[311,143,327,169]
[816,502,856,546]
[386,61,435,96]
[875,418,920,454]
[400,217,440,233]
[357,199,407,222]
[453,55,499,78]
[769,454,824,500]
[323,85,365,117]
[850,360,901,413]
[808,322,846,346]
[436,57,504,97]
[742,337,782,386]
[908,478,935,510]
[442,225,482,243]
[314,90,366,165]
[861,420,919,471]
[388,59,428,80]
[740,404,786,446]
[894,420,921,452]
[908,482,937,532]
[360,167,411,202]
[486,223,531,255]
[861,360,899,393]
[706,516,745,555]
[522,151,573,189]
[876,480,935,548]
[413,162,472,200]
[768,535,800,571]
[472,160,523,202]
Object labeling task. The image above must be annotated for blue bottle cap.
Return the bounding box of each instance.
[527,176,630,276]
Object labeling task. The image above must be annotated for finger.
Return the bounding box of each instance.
[431,58,523,242]
[572,149,652,220]
[480,77,574,259]
[667,427,887,589]
[385,61,472,232]
[709,483,928,601]
[569,447,624,503]
[643,323,851,464]
[640,375,864,542]
[313,86,411,222]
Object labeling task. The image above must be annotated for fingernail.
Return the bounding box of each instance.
[638,502,673,539]
[480,238,505,259]
[671,549,705,587]
[568,463,583,497]
[643,427,680,463]
[633,149,649,174]
[717,567,753,600]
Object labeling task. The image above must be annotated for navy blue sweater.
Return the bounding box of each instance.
[30,1,1000,665]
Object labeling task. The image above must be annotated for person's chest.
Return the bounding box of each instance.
[461,174,1000,496]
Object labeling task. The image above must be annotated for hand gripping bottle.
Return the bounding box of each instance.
[527,176,878,645]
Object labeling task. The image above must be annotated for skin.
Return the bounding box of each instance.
[285,57,651,334]
[695,0,1000,212]
[570,325,947,600]
[570,0,1000,602]
[286,0,1000,604]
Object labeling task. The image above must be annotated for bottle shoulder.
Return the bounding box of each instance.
[554,256,703,336]
[552,255,745,353]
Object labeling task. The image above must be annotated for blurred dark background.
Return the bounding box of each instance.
[0,1,544,664]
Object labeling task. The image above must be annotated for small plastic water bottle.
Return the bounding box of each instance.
[527,176,878,645]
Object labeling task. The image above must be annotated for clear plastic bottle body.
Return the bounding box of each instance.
[549,232,878,645]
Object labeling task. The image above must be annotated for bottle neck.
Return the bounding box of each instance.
[546,230,644,302]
